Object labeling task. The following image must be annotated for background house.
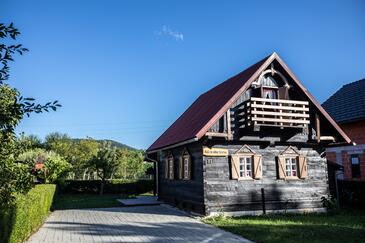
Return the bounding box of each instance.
[323,79,365,181]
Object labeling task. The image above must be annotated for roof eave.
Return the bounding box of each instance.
[146,137,199,154]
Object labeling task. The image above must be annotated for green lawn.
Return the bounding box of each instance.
[203,209,365,243]
[53,194,127,210]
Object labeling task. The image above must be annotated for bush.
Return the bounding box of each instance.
[18,149,72,183]
[60,179,153,195]
[338,180,365,208]
[0,184,56,243]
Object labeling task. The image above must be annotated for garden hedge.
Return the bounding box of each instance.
[0,184,56,243]
[60,179,154,194]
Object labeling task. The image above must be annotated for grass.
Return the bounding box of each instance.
[53,192,154,210]
[203,209,365,243]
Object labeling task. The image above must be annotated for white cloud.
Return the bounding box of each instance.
[155,25,184,41]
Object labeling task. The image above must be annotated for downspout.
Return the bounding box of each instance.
[144,153,159,197]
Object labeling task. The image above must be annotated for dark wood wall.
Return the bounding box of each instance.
[157,142,205,214]
[203,143,329,214]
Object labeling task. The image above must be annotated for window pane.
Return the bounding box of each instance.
[352,156,359,165]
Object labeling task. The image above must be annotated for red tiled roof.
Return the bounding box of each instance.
[147,54,272,152]
[147,52,352,152]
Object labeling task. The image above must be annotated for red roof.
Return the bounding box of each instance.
[147,52,351,152]
[147,54,271,152]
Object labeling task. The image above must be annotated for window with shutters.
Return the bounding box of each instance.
[179,149,191,180]
[165,153,174,180]
[231,145,262,180]
[277,146,307,180]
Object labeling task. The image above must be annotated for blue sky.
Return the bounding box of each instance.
[1,0,365,149]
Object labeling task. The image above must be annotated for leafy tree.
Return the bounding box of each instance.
[88,142,119,194]
[0,22,60,206]
[18,149,72,183]
[44,133,98,179]
[43,152,72,183]
[16,133,42,151]
[115,149,150,179]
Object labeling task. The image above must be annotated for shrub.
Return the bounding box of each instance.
[18,149,72,183]
[0,184,56,243]
[60,179,153,195]
[338,180,365,208]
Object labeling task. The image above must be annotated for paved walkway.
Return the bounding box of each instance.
[27,205,251,243]
[117,196,161,206]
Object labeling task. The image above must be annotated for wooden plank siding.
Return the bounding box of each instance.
[202,143,329,215]
[157,142,205,214]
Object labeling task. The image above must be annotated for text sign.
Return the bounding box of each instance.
[203,147,228,157]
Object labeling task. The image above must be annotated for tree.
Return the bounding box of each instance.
[88,142,119,195]
[44,133,98,179]
[16,133,42,151]
[115,149,149,179]
[0,22,60,206]
[18,149,72,183]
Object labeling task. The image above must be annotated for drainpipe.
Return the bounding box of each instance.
[145,153,159,197]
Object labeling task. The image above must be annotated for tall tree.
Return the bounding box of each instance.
[0,22,60,205]
[44,133,99,179]
[88,142,119,195]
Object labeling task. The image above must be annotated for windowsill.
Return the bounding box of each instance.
[284,176,300,180]
[238,177,254,181]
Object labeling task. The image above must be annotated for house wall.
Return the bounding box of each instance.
[341,120,365,144]
[326,120,365,181]
[203,143,328,215]
[157,142,205,214]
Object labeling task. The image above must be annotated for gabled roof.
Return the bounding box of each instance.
[147,53,351,152]
[322,79,365,124]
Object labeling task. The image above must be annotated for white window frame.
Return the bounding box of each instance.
[285,156,298,177]
[238,156,253,179]
[183,156,190,180]
[168,156,174,180]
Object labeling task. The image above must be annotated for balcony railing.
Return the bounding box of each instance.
[246,97,310,128]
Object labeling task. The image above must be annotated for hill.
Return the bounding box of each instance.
[71,138,136,150]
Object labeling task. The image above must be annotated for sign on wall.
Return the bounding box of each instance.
[203,147,228,157]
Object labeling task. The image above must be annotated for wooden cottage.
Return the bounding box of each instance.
[146,52,351,216]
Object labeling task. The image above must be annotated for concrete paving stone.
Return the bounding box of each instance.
[27,205,252,243]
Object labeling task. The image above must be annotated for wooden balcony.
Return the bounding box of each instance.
[245,97,310,129]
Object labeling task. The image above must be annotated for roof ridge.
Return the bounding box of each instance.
[342,78,365,87]
[200,54,273,97]
[323,78,365,105]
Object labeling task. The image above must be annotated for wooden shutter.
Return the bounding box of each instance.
[169,158,174,180]
[277,155,286,179]
[253,154,262,179]
[298,155,308,179]
[178,157,183,179]
[231,155,240,179]
[278,86,289,100]
[165,158,169,179]
[187,156,192,180]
